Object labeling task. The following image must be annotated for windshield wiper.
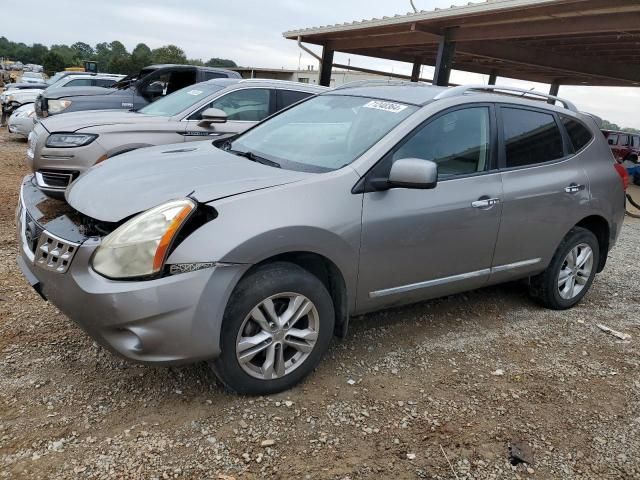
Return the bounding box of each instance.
[230,150,281,168]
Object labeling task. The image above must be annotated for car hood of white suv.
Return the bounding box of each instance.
[40,110,169,133]
[66,141,311,223]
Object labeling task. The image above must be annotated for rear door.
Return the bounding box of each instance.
[181,88,274,142]
[490,106,591,283]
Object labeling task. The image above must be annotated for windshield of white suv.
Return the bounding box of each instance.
[23,72,43,79]
[229,95,417,172]
[46,72,66,85]
[138,83,225,117]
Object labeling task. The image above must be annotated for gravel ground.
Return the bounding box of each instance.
[0,126,639,479]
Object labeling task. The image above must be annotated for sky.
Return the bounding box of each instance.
[4,0,640,128]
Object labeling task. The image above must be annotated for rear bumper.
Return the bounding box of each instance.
[16,177,247,365]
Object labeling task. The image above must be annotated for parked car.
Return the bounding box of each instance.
[2,73,125,128]
[602,129,640,163]
[35,64,242,118]
[28,79,326,195]
[16,84,626,394]
[21,72,45,84]
[7,103,35,138]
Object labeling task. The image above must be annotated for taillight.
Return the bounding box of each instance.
[614,163,629,191]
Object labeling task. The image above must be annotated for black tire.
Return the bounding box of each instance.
[210,261,334,395]
[529,227,600,310]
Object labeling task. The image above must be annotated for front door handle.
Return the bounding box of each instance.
[565,183,585,194]
[472,198,501,209]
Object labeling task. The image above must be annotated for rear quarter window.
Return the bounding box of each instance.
[561,116,593,153]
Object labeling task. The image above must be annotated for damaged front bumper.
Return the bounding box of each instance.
[16,176,246,365]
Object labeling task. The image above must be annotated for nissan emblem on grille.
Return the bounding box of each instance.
[34,233,79,273]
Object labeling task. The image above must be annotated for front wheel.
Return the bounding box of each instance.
[210,262,335,395]
[529,227,599,310]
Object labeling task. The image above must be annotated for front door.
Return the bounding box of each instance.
[357,105,503,312]
[182,88,273,142]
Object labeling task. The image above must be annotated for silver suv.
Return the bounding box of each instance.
[27,79,325,196]
[17,84,626,395]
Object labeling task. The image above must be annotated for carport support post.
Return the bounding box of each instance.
[433,29,456,86]
[319,46,334,87]
[548,80,560,104]
[411,60,421,82]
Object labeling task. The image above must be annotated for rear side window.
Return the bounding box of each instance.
[277,89,312,110]
[619,134,630,146]
[96,79,117,87]
[561,116,593,153]
[502,108,564,168]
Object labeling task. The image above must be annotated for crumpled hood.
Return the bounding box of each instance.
[43,86,125,100]
[40,110,167,133]
[66,142,311,222]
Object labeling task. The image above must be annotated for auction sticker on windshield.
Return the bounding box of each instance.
[363,100,408,113]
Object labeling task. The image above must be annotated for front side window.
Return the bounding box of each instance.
[66,78,93,87]
[230,95,417,172]
[561,116,593,153]
[607,133,619,146]
[391,107,490,178]
[619,134,630,146]
[502,108,564,168]
[204,88,271,122]
[633,136,640,148]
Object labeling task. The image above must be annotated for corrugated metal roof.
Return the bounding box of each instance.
[283,0,563,38]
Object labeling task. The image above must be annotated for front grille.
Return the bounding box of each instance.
[24,210,44,254]
[35,170,78,190]
[33,231,79,273]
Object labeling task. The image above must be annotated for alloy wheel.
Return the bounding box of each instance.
[558,243,594,300]
[235,293,320,380]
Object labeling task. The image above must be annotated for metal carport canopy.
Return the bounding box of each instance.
[283,0,640,88]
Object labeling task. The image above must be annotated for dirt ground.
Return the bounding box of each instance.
[0,127,639,480]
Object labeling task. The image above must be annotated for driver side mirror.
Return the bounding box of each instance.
[198,108,228,127]
[370,158,438,191]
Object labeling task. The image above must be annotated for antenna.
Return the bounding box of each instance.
[410,0,418,13]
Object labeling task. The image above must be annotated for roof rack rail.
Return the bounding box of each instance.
[433,85,578,112]
[333,79,423,90]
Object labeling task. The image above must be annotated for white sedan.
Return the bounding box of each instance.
[7,104,36,138]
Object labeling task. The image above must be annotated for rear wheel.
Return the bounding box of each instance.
[529,227,599,310]
[210,262,334,395]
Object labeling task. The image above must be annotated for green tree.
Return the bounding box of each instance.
[43,51,66,75]
[205,57,237,68]
[131,43,152,71]
[71,42,95,61]
[151,45,187,64]
[30,43,49,65]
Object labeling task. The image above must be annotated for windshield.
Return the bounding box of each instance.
[230,95,417,172]
[23,72,42,79]
[138,83,224,117]
[47,72,65,85]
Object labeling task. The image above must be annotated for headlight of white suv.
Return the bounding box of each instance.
[47,99,72,114]
[45,133,98,148]
[92,199,196,279]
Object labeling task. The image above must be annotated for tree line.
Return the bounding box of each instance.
[0,37,237,75]
[601,119,640,135]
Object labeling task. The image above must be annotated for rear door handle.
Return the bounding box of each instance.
[565,183,585,194]
[472,198,501,209]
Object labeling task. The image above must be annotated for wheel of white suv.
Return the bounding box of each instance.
[529,227,599,310]
[210,262,335,395]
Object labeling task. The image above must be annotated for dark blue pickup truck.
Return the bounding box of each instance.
[35,64,241,118]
